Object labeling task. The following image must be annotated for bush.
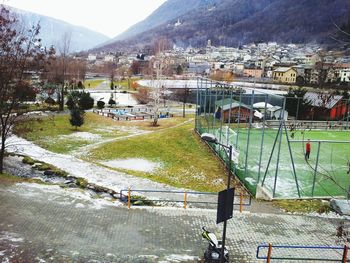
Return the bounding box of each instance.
[130,195,155,206]
[66,91,94,110]
[108,98,116,107]
[36,163,52,171]
[97,100,105,109]
[76,177,88,188]
[44,97,56,105]
[79,92,94,110]
[22,156,35,165]
[52,168,68,178]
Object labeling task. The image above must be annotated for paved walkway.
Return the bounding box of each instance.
[0,182,346,262]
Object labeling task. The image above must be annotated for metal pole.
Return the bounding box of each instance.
[267,243,273,263]
[347,99,350,130]
[219,87,225,145]
[283,122,301,198]
[296,97,300,125]
[244,90,255,177]
[195,78,199,130]
[261,123,281,186]
[235,90,242,149]
[272,98,286,198]
[311,141,321,197]
[342,245,348,263]
[213,84,218,131]
[220,144,232,263]
[257,95,267,183]
[226,88,233,146]
[203,80,208,132]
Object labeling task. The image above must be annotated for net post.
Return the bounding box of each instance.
[311,141,321,197]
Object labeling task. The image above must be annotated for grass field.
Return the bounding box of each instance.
[198,124,350,198]
[14,113,130,153]
[14,113,231,192]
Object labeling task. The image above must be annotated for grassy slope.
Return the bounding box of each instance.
[87,122,227,192]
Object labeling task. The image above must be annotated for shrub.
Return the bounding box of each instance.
[22,156,35,165]
[108,98,116,107]
[44,97,56,105]
[97,100,105,109]
[76,177,88,188]
[36,163,52,171]
[79,92,94,110]
[130,195,155,206]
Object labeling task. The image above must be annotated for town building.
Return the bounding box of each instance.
[272,67,297,83]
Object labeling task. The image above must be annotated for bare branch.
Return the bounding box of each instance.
[333,21,350,37]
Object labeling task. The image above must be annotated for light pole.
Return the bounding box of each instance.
[201,132,232,263]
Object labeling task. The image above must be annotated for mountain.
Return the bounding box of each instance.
[7,6,110,52]
[114,0,220,41]
[97,0,350,52]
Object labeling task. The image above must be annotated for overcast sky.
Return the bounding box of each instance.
[4,0,167,38]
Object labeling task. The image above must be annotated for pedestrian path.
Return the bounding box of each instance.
[0,182,345,262]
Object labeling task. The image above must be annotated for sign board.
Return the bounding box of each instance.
[216,188,234,224]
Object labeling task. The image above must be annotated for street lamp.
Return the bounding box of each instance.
[201,132,232,263]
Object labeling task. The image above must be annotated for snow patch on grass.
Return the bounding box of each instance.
[100,158,162,173]
[13,183,119,210]
[60,132,101,141]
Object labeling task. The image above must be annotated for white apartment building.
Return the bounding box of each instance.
[87,54,96,61]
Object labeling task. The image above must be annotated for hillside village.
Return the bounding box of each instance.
[84,41,350,86]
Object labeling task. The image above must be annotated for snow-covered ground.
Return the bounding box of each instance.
[100,158,162,173]
[10,182,118,210]
[59,132,102,141]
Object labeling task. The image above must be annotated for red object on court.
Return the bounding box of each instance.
[306,142,311,152]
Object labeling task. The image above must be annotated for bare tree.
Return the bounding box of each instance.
[106,61,117,90]
[331,20,350,44]
[150,81,162,126]
[0,5,52,172]
[57,31,72,111]
[149,39,169,126]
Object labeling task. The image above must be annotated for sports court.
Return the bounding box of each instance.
[195,78,350,199]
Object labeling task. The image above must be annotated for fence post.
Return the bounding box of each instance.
[240,192,243,213]
[342,245,348,263]
[184,192,187,209]
[127,188,131,209]
[267,243,272,263]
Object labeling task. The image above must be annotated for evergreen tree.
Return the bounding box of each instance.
[69,108,84,130]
